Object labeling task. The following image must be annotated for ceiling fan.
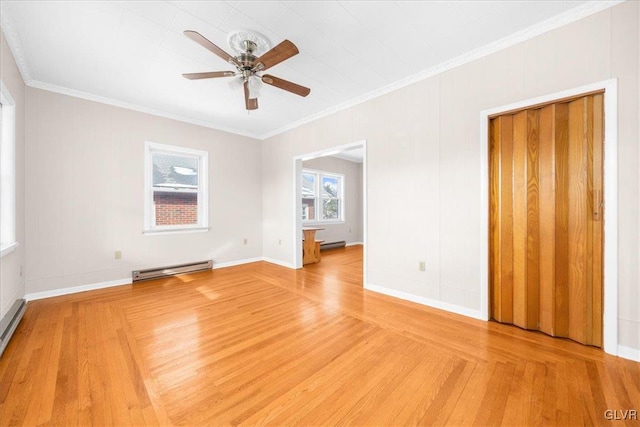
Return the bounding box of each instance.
[182,30,311,111]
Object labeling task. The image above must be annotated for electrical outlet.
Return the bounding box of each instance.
[278,239,282,245]
[115,250,122,260]
[418,261,426,272]
[243,238,248,245]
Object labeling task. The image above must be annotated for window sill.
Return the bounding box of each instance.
[0,242,19,258]
[143,227,210,236]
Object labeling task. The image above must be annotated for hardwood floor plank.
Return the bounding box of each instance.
[275,334,413,426]
[473,361,516,425]
[76,301,92,426]
[237,325,401,425]
[378,356,463,426]
[417,359,474,426]
[541,362,558,425]
[338,348,436,426]
[0,246,637,426]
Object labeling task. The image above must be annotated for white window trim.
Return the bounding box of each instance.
[302,168,345,224]
[143,141,209,234]
[0,242,18,257]
[0,80,17,258]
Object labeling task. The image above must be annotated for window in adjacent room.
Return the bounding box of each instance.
[301,171,316,221]
[301,169,344,223]
[144,141,208,233]
[0,81,17,257]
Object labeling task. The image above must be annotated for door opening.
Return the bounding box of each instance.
[293,141,367,285]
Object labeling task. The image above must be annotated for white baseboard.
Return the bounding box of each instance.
[24,257,294,301]
[213,257,264,269]
[261,257,296,269]
[618,345,640,362]
[365,285,639,360]
[346,242,363,247]
[25,278,133,301]
[364,283,484,321]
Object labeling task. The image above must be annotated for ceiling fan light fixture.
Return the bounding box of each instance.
[247,76,262,99]
[228,76,243,90]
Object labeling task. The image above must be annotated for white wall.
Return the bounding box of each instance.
[637,0,640,358]
[302,156,362,245]
[24,88,263,295]
[0,30,25,319]
[615,1,640,355]
[262,3,640,353]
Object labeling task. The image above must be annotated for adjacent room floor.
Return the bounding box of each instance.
[1,245,638,425]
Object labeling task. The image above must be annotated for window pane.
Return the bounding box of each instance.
[152,152,199,226]
[154,192,198,225]
[153,153,198,190]
[302,173,316,197]
[322,198,339,220]
[302,197,316,220]
[322,176,338,198]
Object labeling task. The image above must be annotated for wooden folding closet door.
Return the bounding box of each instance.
[489,93,603,347]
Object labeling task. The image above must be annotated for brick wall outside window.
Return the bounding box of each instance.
[154,192,198,226]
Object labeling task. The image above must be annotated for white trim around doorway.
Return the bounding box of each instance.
[479,79,618,357]
[293,140,368,286]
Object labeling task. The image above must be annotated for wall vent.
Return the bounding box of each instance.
[132,260,213,282]
[0,299,26,356]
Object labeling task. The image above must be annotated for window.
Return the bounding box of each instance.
[0,81,17,257]
[144,142,208,233]
[301,172,316,221]
[301,169,344,223]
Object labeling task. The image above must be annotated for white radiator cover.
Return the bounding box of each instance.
[132,260,213,282]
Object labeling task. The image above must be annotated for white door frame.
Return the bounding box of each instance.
[292,140,367,284]
[479,79,618,356]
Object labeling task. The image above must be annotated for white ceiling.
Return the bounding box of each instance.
[333,147,364,164]
[0,1,616,139]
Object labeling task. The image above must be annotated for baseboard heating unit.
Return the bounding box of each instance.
[0,299,27,356]
[132,260,213,282]
[320,240,346,251]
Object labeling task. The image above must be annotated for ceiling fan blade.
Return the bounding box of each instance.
[182,71,236,80]
[243,80,259,110]
[255,40,299,71]
[261,75,310,97]
[184,30,240,68]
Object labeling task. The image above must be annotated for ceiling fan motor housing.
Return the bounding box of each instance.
[237,51,258,70]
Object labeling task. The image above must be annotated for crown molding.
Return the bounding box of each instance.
[27,80,263,140]
[259,0,625,140]
[0,1,33,83]
[1,2,261,140]
[1,0,625,141]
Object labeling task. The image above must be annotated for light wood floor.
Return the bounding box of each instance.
[1,246,638,426]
